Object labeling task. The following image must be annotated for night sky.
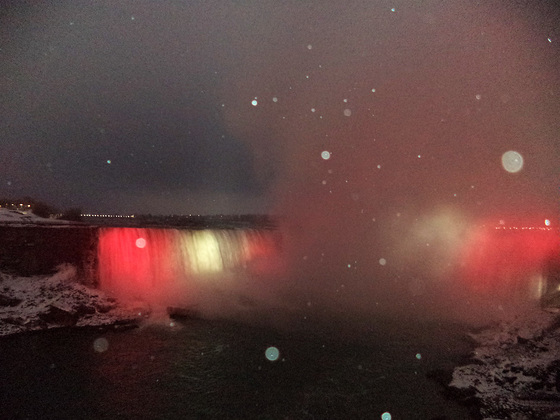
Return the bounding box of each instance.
[1,0,559,218]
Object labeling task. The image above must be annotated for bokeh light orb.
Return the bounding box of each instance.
[381,412,392,420]
[93,337,109,353]
[501,150,523,173]
[379,258,387,266]
[321,151,331,160]
[544,219,551,226]
[135,238,147,248]
[265,346,280,361]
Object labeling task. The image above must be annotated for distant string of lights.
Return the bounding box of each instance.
[0,203,32,208]
[493,218,556,231]
[494,226,554,231]
[82,214,135,218]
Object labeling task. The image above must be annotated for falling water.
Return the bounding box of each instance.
[96,227,282,310]
[460,226,560,301]
[94,221,559,325]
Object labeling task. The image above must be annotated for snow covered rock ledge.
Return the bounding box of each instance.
[450,308,560,419]
[0,265,147,337]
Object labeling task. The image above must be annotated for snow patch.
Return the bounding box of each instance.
[0,208,77,226]
[0,264,146,336]
[450,308,560,418]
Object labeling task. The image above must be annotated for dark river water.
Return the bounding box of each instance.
[0,315,477,419]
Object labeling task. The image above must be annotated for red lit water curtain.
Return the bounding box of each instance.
[97,228,176,303]
[96,228,281,304]
[461,223,560,292]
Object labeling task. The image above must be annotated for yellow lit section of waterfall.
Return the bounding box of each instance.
[186,230,224,273]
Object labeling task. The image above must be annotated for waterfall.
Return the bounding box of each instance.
[97,227,281,308]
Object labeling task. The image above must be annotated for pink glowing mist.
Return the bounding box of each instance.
[219,1,560,325]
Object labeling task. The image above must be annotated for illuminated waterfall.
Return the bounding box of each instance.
[97,227,281,306]
[461,227,560,302]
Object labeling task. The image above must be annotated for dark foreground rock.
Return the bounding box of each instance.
[449,309,560,419]
[38,305,80,326]
[0,294,22,307]
[167,306,202,320]
[0,265,147,337]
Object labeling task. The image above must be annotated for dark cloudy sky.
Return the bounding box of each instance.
[1,0,559,216]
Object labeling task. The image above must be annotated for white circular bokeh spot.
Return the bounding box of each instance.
[321,151,331,160]
[501,151,524,173]
[93,337,109,353]
[379,258,387,266]
[265,346,280,361]
[381,412,392,420]
[136,238,147,248]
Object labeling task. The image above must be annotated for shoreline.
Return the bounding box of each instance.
[2,266,559,418]
[448,307,560,419]
[0,265,146,338]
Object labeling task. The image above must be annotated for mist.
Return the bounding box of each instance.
[221,0,560,327]
[142,1,559,328]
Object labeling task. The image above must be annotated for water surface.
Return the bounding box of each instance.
[0,316,476,419]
